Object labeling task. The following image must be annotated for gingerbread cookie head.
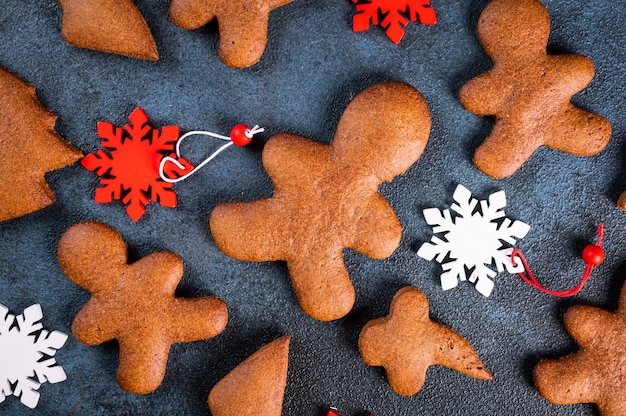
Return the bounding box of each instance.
[0,67,82,222]
[359,286,492,396]
[210,81,430,321]
[533,279,626,415]
[57,0,159,60]
[477,0,550,60]
[57,222,228,394]
[459,0,611,179]
[169,0,294,69]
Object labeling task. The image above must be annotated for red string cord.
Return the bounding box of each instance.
[510,224,604,297]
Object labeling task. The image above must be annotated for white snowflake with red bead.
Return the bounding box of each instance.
[0,303,67,409]
[417,184,530,297]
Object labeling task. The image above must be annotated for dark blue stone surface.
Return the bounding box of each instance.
[0,1,625,415]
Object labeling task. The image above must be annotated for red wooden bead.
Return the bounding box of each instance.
[230,124,253,147]
[327,409,341,416]
[582,244,604,266]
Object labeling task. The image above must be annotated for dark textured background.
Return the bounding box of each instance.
[1,1,625,415]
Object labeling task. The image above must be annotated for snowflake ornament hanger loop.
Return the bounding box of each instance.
[159,124,264,184]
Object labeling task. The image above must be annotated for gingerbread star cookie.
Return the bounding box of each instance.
[58,0,159,60]
[459,0,611,179]
[534,280,626,416]
[0,67,82,222]
[210,81,431,321]
[208,335,290,416]
[57,222,228,394]
[169,0,294,68]
[359,286,492,396]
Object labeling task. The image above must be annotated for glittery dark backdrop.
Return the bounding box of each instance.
[1,1,625,415]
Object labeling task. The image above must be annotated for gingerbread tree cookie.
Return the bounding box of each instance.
[0,67,81,222]
[57,0,159,60]
[210,81,431,321]
[208,335,290,416]
[57,222,228,394]
[534,279,626,416]
[169,0,294,68]
[359,286,492,396]
[459,0,611,179]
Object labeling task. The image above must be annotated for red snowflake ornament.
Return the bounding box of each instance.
[352,0,437,44]
[82,108,192,221]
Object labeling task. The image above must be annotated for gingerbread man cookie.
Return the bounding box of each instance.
[359,286,492,396]
[169,0,294,68]
[0,67,82,222]
[58,0,159,60]
[57,222,228,394]
[459,0,611,179]
[534,279,626,416]
[210,81,431,321]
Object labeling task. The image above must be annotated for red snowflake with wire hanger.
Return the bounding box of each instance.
[81,107,262,221]
[81,108,190,221]
[351,0,437,44]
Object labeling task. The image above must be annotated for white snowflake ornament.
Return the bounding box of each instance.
[0,303,67,409]
[417,184,530,297]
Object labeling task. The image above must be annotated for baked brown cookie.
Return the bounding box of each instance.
[210,81,431,321]
[458,0,611,179]
[617,191,626,211]
[208,335,290,416]
[169,0,294,68]
[57,222,228,394]
[533,280,626,416]
[359,286,492,396]
[0,67,82,222]
[58,0,159,60]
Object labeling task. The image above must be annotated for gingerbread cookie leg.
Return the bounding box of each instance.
[58,0,158,60]
[288,254,356,321]
[473,123,543,178]
[117,336,172,394]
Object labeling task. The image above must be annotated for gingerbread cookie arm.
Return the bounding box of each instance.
[169,297,228,343]
[263,133,331,193]
[210,199,290,262]
[72,300,116,345]
[117,336,171,394]
[169,0,215,29]
[287,253,355,321]
[58,0,158,60]
[533,354,598,405]
[546,106,611,156]
[350,194,403,259]
[132,251,185,295]
[562,305,615,349]
[458,71,509,116]
[216,1,292,69]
